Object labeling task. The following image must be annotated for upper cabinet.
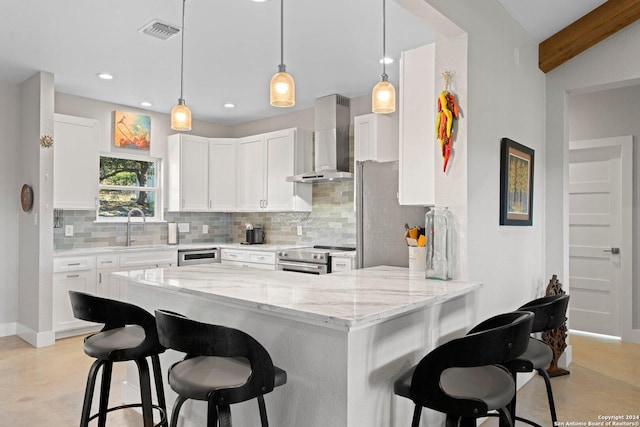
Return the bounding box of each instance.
[354,113,396,162]
[398,43,436,206]
[167,134,237,212]
[169,128,312,213]
[237,128,312,212]
[53,114,100,209]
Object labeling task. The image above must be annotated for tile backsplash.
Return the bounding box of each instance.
[53,180,355,250]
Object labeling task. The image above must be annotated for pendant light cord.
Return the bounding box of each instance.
[382,0,387,78]
[180,0,186,101]
[280,0,284,68]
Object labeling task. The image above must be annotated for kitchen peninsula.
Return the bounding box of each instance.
[114,265,481,427]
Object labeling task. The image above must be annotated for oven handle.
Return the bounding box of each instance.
[278,260,327,274]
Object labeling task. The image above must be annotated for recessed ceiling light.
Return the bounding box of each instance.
[224,103,235,108]
[140,101,152,107]
[252,0,268,2]
[379,57,394,65]
[96,73,114,80]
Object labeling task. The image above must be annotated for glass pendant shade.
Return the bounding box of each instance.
[171,100,192,131]
[270,69,295,107]
[372,79,396,114]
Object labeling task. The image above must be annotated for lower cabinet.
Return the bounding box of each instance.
[53,256,97,333]
[53,249,177,337]
[220,249,277,270]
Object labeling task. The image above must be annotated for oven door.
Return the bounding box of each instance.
[277,260,328,275]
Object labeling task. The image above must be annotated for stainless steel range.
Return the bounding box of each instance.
[277,246,355,274]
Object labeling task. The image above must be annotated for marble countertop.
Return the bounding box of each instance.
[54,242,309,256]
[113,264,480,331]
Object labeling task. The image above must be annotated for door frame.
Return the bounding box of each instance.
[569,136,636,343]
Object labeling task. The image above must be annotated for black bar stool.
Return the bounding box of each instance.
[394,311,534,427]
[69,291,168,427]
[503,294,570,427]
[154,310,287,427]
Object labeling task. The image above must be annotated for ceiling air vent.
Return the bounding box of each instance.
[138,20,180,41]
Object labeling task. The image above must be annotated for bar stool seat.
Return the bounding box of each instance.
[69,291,168,427]
[518,338,553,369]
[155,310,287,427]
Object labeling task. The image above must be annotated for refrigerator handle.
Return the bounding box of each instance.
[355,161,364,269]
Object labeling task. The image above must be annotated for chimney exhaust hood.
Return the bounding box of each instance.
[286,94,353,183]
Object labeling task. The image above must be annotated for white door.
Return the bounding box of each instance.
[180,135,210,211]
[237,135,266,210]
[568,136,632,338]
[265,129,295,211]
[209,138,237,211]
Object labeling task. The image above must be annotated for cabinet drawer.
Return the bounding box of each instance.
[331,257,353,272]
[54,256,95,273]
[221,260,276,270]
[220,249,248,262]
[96,254,119,270]
[119,250,177,269]
[247,251,275,265]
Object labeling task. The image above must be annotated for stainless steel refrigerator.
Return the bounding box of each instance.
[356,160,427,268]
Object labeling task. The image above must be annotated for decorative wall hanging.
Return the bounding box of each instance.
[113,110,151,151]
[435,71,459,172]
[20,184,33,212]
[499,137,534,226]
[40,134,53,148]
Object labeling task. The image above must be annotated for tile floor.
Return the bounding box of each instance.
[0,331,638,426]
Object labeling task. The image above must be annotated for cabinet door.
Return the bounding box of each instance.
[53,271,96,332]
[180,135,210,211]
[399,43,436,206]
[354,113,395,162]
[265,129,296,210]
[237,135,266,210]
[209,139,237,211]
[53,114,99,209]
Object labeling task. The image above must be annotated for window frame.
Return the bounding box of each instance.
[96,152,164,223]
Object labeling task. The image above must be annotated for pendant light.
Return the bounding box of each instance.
[372,0,396,114]
[270,0,295,107]
[171,0,192,131]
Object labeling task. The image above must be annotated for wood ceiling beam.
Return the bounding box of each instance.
[539,0,640,73]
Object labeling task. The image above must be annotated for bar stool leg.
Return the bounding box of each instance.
[97,361,113,427]
[538,368,558,425]
[151,354,168,427]
[80,359,104,427]
[411,405,422,427]
[218,404,231,427]
[257,395,269,427]
[135,357,154,427]
[206,400,219,427]
[170,396,187,427]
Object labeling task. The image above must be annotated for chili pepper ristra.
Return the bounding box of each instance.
[435,71,459,172]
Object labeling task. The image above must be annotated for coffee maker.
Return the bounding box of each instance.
[244,223,265,244]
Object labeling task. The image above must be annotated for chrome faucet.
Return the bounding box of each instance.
[127,208,146,246]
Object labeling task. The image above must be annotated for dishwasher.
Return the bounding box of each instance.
[177,247,220,266]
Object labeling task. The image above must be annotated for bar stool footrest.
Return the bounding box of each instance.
[87,403,167,427]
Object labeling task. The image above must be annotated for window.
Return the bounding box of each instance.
[98,155,161,220]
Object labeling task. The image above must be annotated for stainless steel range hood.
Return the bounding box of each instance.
[286,94,353,183]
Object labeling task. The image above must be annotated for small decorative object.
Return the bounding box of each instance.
[435,71,459,172]
[20,184,34,212]
[542,274,570,377]
[113,110,151,151]
[425,207,454,280]
[499,137,534,226]
[40,134,54,148]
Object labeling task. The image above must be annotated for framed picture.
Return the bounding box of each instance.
[113,110,150,151]
[500,138,534,226]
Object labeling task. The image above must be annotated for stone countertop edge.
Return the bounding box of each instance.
[113,265,481,332]
[54,242,310,256]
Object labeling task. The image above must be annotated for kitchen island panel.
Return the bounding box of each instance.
[117,268,478,427]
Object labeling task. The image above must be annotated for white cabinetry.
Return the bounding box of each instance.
[53,256,97,332]
[53,114,99,209]
[237,128,312,212]
[354,113,396,162]
[399,43,436,206]
[331,255,355,273]
[167,135,237,212]
[220,249,277,270]
[53,248,177,337]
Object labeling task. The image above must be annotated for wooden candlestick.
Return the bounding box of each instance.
[542,274,570,377]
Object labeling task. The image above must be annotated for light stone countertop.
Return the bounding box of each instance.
[113,264,481,331]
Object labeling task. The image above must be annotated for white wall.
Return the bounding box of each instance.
[569,84,640,334]
[546,20,640,342]
[0,80,20,335]
[401,0,547,321]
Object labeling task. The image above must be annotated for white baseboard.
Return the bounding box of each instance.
[0,322,17,337]
[15,323,55,348]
